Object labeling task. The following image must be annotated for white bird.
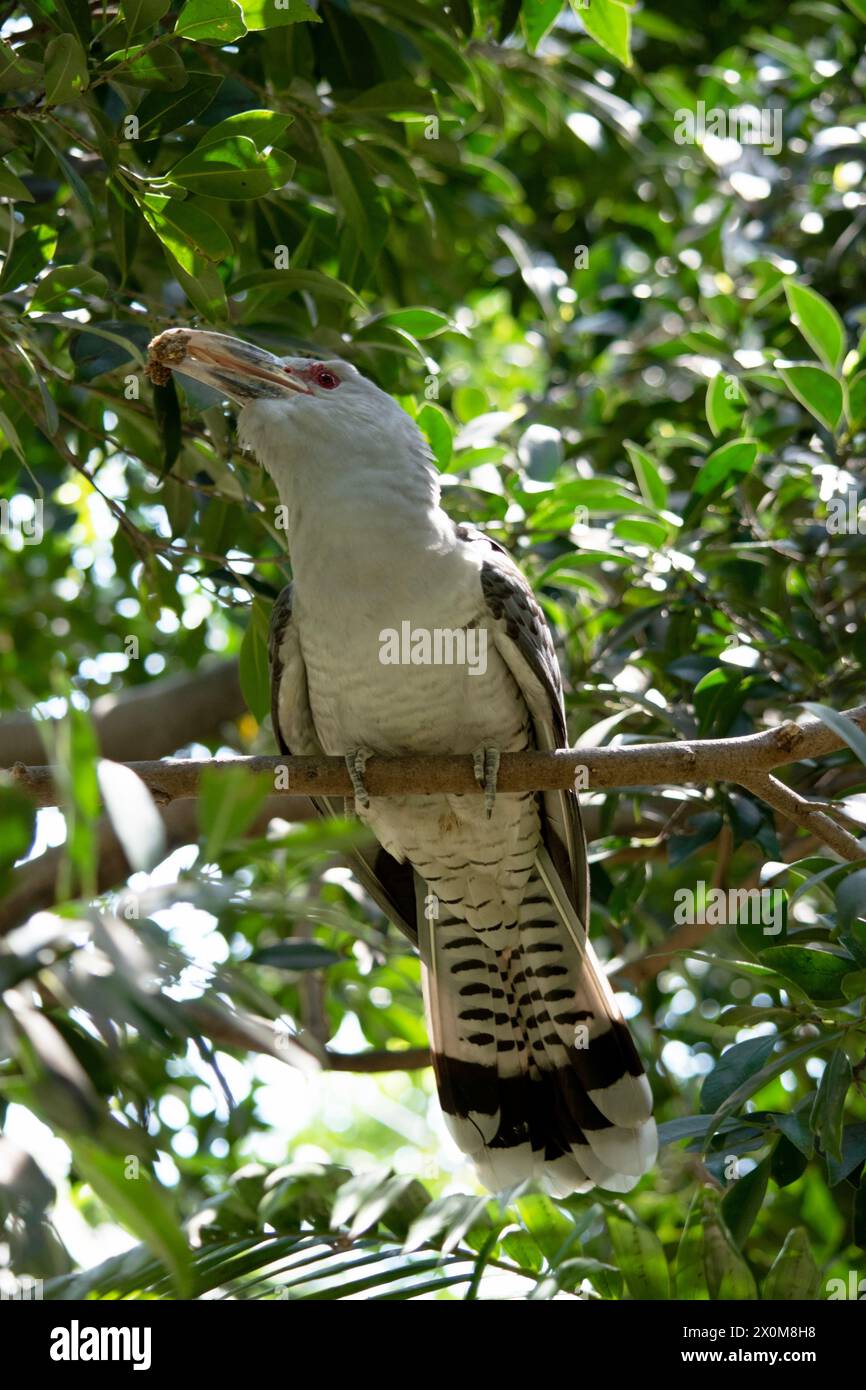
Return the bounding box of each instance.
[147,328,657,1196]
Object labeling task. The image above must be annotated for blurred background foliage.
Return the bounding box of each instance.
[1,0,866,1299]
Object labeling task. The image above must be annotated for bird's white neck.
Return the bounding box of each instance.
[242,406,454,588]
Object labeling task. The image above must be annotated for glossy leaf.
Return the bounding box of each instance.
[578,0,632,68]
[605,1202,670,1299]
[701,1188,758,1299]
[778,364,844,431]
[175,0,246,43]
[762,1227,821,1300]
[785,281,846,371]
[167,137,274,198]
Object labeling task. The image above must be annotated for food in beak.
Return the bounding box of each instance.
[146,329,191,385]
[146,328,308,398]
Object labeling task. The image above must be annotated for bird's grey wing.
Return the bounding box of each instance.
[268,582,321,758]
[269,583,419,946]
[458,523,589,929]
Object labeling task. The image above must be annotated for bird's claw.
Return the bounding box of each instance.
[345,747,373,813]
[473,745,500,820]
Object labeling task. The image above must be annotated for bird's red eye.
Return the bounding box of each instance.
[311,364,340,389]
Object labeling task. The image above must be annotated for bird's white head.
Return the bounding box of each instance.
[147,328,431,499]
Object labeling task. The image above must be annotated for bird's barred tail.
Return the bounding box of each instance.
[420,866,656,1196]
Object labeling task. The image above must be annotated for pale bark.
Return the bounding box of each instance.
[0,660,244,768]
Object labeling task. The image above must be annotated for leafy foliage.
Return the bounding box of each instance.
[1,0,866,1299]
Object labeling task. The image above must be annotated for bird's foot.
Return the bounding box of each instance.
[472,744,501,820]
[345,747,374,814]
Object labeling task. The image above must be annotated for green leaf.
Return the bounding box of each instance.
[237,0,320,26]
[332,1172,428,1240]
[0,224,58,293]
[692,438,758,496]
[46,698,101,898]
[377,308,451,338]
[69,319,150,379]
[251,942,342,971]
[758,945,853,1002]
[122,0,171,36]
[346,81,437,115]
[141,195,233,269]
[152,373,181,475]
[778,364,843,432]
[720,1156,770,1246]
[171,258,227,322]
[701,1188,758,1299]
[44,33,88,102]
[28,265,107,312]
[658,1114,749,1146]
[762,1228,820,1300]
[112,42,187,89]
[800,702,866,770]
[704,1033,844,1142]
[842,968,866,1001]
[674,1187,708,1299]
[167,137,274,198]
[71,1142,191,1298]
[700,1035,776,1114]
[500,1230,543,1273]
[54,0,93,44]
[826,1123,866,1187]
[33,124,95,219]
[515,1193,575,1262]
[856,1178,866,1249]
[9,999,104,1133]
[0,409,26,463]
[106,178,139,283]
[843,0,866,20]
[0,1135,55,1218]
[0,782,37,895]
[811,1048,852,1163]
[605,1202,670,1299]
[196,109,293,152]
[847,369,866,429]
[230,268,362,303]
[706,372,747,437]
[136,73,223,139]
[837,870,866,932]
[614,517,669,547]
[175,0,247,43]
[771,1134,808,1188]
[521,0,563,50]
[417,403,453,469]
[198,764,272,861]
[239,597,271,722]
[404,1192,491,1254]
[576,0,632,68]
[0,40,42,92]
[775,1103,815,1159]
[96,760,166,873]
[0,167,35,202]
[624,440,668,509]
[452,385,487,423]
[321,136,370,241]
[785,281,846,371]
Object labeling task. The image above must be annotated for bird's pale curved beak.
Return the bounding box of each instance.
[147,329,310,402]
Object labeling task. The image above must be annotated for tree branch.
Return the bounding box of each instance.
[7,703,866,860]
[179,1001,429,1073]
[740,772,865,861]
[618,833,823,986]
